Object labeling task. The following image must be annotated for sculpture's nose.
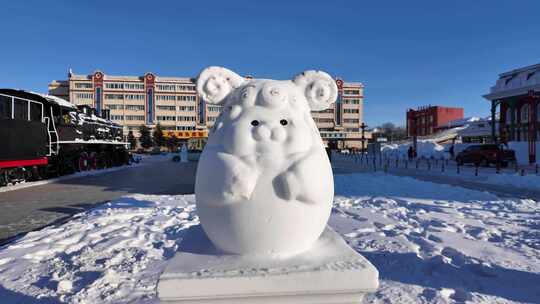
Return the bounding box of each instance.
[253,124,272,141]
[252,123,287,142]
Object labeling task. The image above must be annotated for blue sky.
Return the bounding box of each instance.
[1,1,539,127]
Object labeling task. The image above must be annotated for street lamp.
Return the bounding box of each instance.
[360,122,367,153]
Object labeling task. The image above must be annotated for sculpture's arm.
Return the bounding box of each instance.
[217,152,260,201]
[275,145,331,205]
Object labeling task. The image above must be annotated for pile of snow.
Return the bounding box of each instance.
[381,140,449,159]
[0,173,538,303]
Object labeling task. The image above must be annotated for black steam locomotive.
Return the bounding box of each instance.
[0,89,129,186]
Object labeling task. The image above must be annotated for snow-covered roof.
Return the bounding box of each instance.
[456,120,498,137]
[443,117,481,128]
[484,63,540,100]
[31,91,77,109]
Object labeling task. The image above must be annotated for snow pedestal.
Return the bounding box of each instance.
[158,225,378,304]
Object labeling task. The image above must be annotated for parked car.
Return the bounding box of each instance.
[455,144,516,167]
[150,147,162,155]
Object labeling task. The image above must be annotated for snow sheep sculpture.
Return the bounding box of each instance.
[195,66,336,256]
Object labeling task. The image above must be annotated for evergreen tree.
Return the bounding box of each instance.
[138,125,153,149]
[166,134,179,152]
[153,124,165,147]
[127,130,137,149]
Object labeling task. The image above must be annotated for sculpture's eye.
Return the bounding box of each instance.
[280,119,288,126]
[251,120,260,126]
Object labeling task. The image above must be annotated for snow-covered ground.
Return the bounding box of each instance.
[0,173,538,303]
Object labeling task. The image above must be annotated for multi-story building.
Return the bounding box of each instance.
[483,62,540,163]
[49,70,367,148]
[406,105,464,137]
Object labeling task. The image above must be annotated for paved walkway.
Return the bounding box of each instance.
[0,157,197,243]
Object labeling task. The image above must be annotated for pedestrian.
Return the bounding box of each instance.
[407,146,414,161]
[449,145,455,159]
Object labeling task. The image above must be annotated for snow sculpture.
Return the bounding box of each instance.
[180,143,188,163]
[195,66,337,256]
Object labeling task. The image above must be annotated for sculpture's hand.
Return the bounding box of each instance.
[219,153,258,201]
[274,148,327,205]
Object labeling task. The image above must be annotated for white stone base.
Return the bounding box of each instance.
[158,226,379,303]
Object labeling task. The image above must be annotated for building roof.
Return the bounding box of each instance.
[65,70,362,86]
[483,63,540,100]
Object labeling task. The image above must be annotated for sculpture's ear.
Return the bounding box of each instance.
[293,70,337,111]
[196,66,245,104]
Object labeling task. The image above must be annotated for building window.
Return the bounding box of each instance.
[343,89,360,95]
[156,105,176,111]
[178,105,196,111]
[315,118,334,123]
[156,95,176,101]
[111,115,124,120]
[125,94,145,101]
[156,84,176,91]
[105,94,124,100]
[343,118,359,123]
[74,82,93,89]
[75,92,94,99]
[176,126,196,130]
[125,83,145,90]
[147,88,154,124]
[107,104,124,110]
[343,99,360,105]
[178,95,197,101]
[177,116,196,121]
[343,108,359,114]
[208,105,222,112]
[125,105,145,111]
[95,87,102,114]
[157,115,176,121]
[177,84,196,92]
[521,104,529,123]
[126,115,145,121]
[105,82,124,89]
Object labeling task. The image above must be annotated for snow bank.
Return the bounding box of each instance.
[0,173,538,303]
[381,141,449,159]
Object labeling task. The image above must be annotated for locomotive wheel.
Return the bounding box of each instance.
[89,152,98,170]
[77,152,90,172]
[0,171,7,186]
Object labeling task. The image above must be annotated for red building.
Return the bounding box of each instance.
[406,106,464,137]
[483,63,540,164]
